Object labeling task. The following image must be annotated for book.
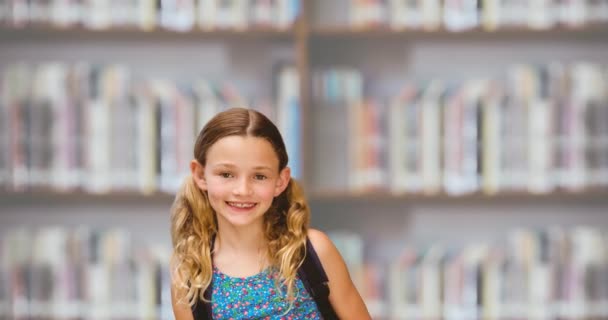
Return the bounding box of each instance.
[2,62,285,195]
[276,65,301,179]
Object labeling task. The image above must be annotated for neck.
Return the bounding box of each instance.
[212,221,270,277]
[215,220,267,255]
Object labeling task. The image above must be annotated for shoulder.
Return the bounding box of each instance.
[307,228,330,247]
[306,228,341,271]
[306,229,372,319]
[307,228,334,258]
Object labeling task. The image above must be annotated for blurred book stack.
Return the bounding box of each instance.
[0,0,301,31]
[0,62,301,194]
[310,67,365,191]
[330,226,608,320]
[0,227,171,320]
[347,0,608,31]
[311,62,608,195]
[2,226,607,319]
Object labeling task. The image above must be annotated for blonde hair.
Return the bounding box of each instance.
[170,108,311,307]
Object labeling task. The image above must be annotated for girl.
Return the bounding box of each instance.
[170,108,371,319]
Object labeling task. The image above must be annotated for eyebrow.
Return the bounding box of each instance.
[213,163,274,171]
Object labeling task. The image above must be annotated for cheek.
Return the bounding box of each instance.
[205,178,231,198]
[256,183,277,200]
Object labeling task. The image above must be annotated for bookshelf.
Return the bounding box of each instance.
[0,190,173,206]
[0,26,296,44]
[308,187,608,204]
[309,23,608,40]
[4,22,607,44]
[2,0,608,319]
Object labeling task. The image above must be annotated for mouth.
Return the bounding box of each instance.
[226,201,257,210]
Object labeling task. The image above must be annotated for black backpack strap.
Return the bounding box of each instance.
[191,282,213,320]
[191,236,215,320]
[298,238,340,320]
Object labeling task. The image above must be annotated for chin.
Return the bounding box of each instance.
[219,207,265,226]
[222,215,264,228]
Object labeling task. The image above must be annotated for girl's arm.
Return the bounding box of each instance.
[308,229,372,320]
[171,284,195,320]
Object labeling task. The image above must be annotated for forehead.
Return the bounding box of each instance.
[206,135,279,169]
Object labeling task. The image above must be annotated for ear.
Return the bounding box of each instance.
[274,167,291,197]
[190,159,207,191]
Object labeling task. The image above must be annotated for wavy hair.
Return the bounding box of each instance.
[170,107,310,307]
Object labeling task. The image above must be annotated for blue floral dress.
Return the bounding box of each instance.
[211,266,322,320]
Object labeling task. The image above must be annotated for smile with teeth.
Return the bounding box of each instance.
[227,201,256,208]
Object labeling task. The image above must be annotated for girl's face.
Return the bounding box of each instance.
[192,135,290,229]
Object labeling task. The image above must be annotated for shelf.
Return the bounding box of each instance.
[2,188,607,207]
[308,188,608,205]
[5,23,606,43]
[0,24,295,42]
[0,189,175,206]
[310,23,608,41]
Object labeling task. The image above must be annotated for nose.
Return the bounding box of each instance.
[233,177,253,196]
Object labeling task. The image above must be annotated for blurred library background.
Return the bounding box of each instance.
[1,0,608,319]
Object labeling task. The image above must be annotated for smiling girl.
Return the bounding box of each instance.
[170,108,370,319]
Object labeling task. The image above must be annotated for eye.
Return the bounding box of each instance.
[254,174,267,180]
[219,172,233,178]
